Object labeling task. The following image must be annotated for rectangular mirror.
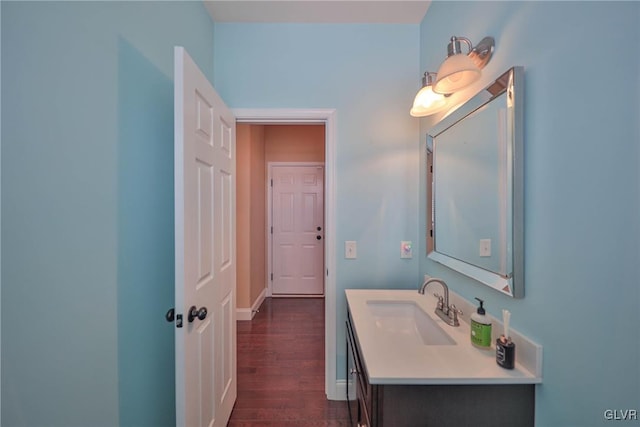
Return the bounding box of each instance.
[427,67,524,297]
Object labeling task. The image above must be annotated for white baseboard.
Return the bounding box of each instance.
[236,288,267,321]
[327,379,352,401]
[236,308,253,321]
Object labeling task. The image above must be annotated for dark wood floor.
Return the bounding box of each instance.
[228,297,351,426]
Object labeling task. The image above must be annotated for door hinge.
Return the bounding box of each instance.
[271,273,273,281]
[430,165,433,173]
[271,226,273,234]
[176,314,183,328]
[270,179,273,187]
[430,229,433,237]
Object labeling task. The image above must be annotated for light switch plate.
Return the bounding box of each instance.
[479,239,491,257]
[345,241,357,259]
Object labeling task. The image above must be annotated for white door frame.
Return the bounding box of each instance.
[267,161,325,297]
[233,108,339,400]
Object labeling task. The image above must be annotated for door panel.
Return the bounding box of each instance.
[196,161,213,284]
[174,46,236,427]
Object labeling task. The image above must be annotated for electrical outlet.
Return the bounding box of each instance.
[401,241,412,258]
[345,241,357,259]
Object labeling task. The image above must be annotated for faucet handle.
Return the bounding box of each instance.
[449,304,462,314]
[433,293,444,310]
[448,304,462,326]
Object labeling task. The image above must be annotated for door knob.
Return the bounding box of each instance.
[317,226,322,231]
[188,305,208,322]
[316,235,322,240]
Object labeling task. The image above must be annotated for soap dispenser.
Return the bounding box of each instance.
[470,298,492,349]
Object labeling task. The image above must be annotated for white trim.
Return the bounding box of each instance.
[234,108,333,124]
[334,379,351,401]
[236,287,267,321]
[233,108,339,400]
[267,162,325,297]
[235,308,253,321]
[265,175,273,299]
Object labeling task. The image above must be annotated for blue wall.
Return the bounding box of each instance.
[1,2,214,425]
[213,22,421,377]
[419,2,640,426]
[3,2,638,426]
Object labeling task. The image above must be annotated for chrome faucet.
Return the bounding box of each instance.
[419,278,462,327]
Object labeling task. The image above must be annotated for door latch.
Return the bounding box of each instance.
[166,307,183,328]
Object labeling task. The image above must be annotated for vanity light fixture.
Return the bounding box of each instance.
[433,36,495,95]
[410,72,448,117]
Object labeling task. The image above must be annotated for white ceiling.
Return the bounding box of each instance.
[204,0,431,24]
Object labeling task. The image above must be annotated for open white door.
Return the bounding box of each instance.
[174,46,236,427]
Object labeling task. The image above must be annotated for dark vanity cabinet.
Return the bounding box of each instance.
[346,311,373,427]
[346,311,535,427]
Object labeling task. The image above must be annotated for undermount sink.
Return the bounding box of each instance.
[367,300,456,346]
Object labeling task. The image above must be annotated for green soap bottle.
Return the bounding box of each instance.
[470,298,492,349]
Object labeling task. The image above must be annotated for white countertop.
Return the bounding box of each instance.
[346,289,543,385]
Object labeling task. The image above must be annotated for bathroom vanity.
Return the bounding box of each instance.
[345,289,542,427]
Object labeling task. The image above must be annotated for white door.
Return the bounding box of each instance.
[174,46,236,427]
[271,164,324,295]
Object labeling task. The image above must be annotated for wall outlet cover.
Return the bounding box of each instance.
[401,241,412,258]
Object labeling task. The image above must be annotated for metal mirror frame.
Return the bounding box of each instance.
[426,66,524,298]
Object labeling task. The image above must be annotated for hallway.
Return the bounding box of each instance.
[228,298,350,426]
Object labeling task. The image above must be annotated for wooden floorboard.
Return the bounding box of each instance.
[228,297,351,426]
